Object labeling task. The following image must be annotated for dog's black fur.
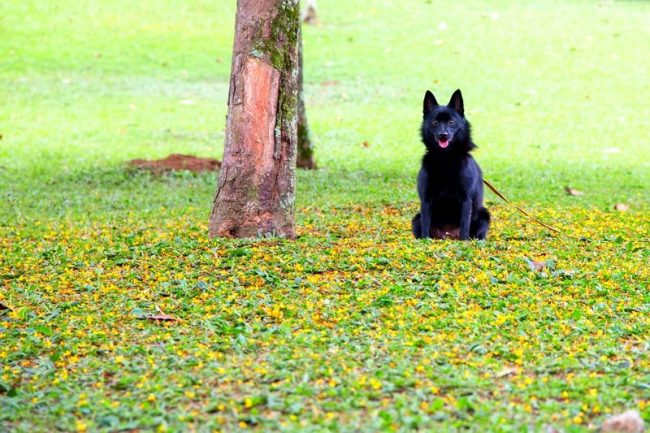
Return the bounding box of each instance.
[412,89,490,240]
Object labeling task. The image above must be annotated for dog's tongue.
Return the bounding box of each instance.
[438,139,449,149]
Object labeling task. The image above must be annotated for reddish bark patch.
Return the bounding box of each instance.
[129,154,220,173]
[241,58,280,177]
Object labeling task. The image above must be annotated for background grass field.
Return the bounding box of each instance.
[1,1,649,432]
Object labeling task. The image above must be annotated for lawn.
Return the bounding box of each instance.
[1,0,649,432]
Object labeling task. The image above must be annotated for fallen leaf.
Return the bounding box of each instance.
[614,203,629,212]
[361,141,370,148]
[140,314,178,322]
[526,259,546,272]
[564,186,584,196]
[134,306,179,322]
[600,410,644,433]
[495,367,518,378]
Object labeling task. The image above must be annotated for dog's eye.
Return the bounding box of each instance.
[448,120,456,126]
[432,121,438,127]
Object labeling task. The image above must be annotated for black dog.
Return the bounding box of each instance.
[412,89,490,240]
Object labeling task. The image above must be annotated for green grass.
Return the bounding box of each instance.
[1,0,649,432]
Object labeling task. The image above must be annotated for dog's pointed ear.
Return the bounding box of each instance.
[423,90,438,115]
[448,89,464,116]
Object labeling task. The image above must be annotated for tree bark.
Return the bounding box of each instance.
[296,33,316,170]
[209,0,299,239]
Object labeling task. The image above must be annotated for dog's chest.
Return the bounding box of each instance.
[426,168,464,200]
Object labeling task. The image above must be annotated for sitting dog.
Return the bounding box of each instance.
[412,89,490,240]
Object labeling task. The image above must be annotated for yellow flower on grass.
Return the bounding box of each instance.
[369,378,382,390]
[76,420,88,432]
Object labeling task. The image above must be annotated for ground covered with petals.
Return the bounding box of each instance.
[2,205,648,432]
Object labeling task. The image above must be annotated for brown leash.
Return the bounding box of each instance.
[483,179,562,235]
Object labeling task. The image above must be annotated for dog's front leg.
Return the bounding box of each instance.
[460,199,472,240]
[420,201,432,238]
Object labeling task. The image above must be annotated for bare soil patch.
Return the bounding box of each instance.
[129,154,220,173]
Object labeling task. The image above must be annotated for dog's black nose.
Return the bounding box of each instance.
[438,133,449,141]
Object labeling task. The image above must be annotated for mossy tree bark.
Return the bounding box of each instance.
[210,0,300,239]
[296,34,316,169]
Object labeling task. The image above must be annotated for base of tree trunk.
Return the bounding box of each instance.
[209,0,299,239]
[297,158,317,170]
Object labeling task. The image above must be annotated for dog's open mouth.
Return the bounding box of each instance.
[438,139,450,149]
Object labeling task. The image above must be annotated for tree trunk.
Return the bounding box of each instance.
[209,0,299,239]
[296,33,316,170]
